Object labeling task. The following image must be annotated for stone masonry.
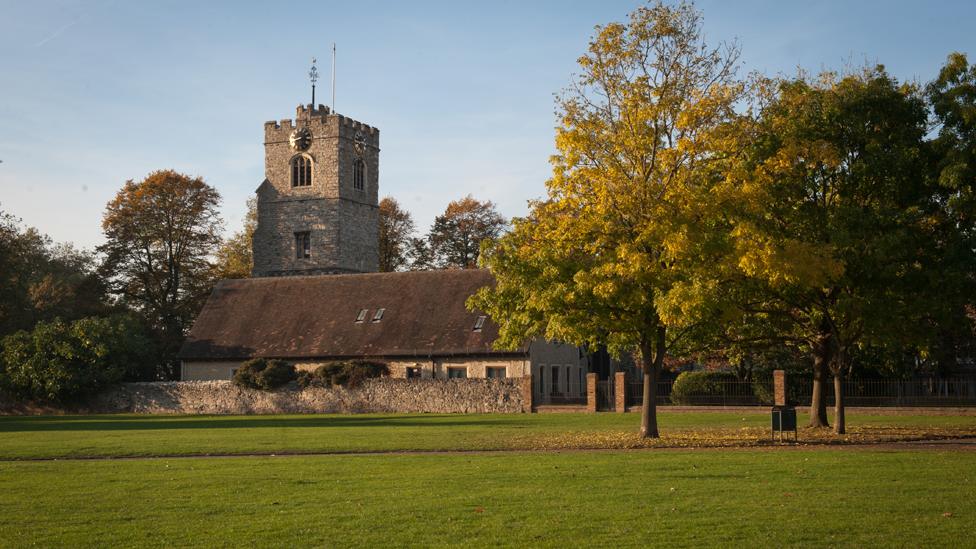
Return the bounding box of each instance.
[252,104,379,276]
[89,378,529,415]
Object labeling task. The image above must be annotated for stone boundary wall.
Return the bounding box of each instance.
[87,378,530,415]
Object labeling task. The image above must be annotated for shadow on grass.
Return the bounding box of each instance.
[0,414,529,433]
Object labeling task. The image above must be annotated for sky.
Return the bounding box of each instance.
[1,0,974,250]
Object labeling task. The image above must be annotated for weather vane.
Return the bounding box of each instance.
[309,57,319,107]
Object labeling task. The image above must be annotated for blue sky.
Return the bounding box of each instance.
[1,0,973,249]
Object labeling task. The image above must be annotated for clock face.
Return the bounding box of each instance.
[290,127,312,151]
[354,130,368,154]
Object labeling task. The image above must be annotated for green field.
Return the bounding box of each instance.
[1,411,974,459]
[1,412,974,548]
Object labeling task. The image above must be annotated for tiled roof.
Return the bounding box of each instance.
[178,269,520,360]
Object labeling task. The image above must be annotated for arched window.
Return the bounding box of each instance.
[291,155,312,187]
[353,158,365,191]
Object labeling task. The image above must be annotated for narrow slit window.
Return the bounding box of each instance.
[295,231,311,259]
[372,308,385,322]
[353,159,365,191]
[355,309,368,323]
[473,315,487,331]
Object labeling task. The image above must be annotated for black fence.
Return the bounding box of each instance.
[624,376,976,407]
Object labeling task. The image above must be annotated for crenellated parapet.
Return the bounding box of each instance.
[264,104,379,144]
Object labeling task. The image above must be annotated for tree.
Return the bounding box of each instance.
[428,195,506,269]
[98,170,223,379]
[214,197,257,279]
[470,2,745,438]
[378,197,416,272]
[0,206,110,337]
[722,68,934,433]
[0,314,156,403]
[922,52,976,375]
[406,236,434,271]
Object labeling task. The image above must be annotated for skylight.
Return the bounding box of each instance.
[355,309,368,322]
[372,308,385,322]
[473,315,487,331]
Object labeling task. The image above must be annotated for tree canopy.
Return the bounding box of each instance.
[98,170,223,378]
[429,195,507,269]
[471,1,746,437]
[378,197,416,272]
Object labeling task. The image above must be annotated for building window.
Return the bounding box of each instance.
[355,309,368,322]
[406,367,421,379]
[295,231,311,259]
[486,367,506,379]
[353,158,365,191]
[551,365,559,395]
[473,315,487,332]
[291,155,312,187]
[447,367,467,379]
[372,308,385,322]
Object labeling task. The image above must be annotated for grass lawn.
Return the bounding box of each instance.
[1,449,973,547]
[1,411,974,460]
[1,412,974,547]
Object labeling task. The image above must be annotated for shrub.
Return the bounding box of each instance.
[232,358,267,389]
[233,358,296,390]
[309,360,389,388]
[669,371,732,405]
[343,361,389,388]
[0,315,156,403]
[257,360,297,389]
[296,370,316,389]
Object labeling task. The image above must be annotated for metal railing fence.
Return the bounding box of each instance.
[623,376,976,407]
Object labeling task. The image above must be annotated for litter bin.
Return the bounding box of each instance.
[771,406,797,442]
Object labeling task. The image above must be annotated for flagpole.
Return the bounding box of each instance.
[331,43,336,113]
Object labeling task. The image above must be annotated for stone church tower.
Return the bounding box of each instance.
[251,104,379,277]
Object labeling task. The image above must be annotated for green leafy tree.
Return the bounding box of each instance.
[378,197,416,272]
[428,195,506,269]
[471,1,745,438]
[922,52,976,374]
[721,67,935,433]
[98,170,223,379]
[0,315,157,403]
[0,206,110,337]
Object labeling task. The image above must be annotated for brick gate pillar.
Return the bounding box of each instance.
[586,373,597,413]
[520,376,534,413]
[615,371,627,412]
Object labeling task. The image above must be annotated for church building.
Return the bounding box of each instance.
[178,100,603,404]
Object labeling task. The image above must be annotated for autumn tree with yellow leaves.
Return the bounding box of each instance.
[471,1,747,438]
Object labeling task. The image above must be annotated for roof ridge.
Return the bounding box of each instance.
[219,268,491,284]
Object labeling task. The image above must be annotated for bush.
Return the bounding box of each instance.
[233,358,296,390]
[0,315,156,403]
[232,358,266,389]
[669,371,733,405]
[306,360,389,388]
[257,360,297,389]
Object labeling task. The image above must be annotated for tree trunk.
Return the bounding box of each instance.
[639,326,666,439]
[833,374,845,435]
[808,342,830,428]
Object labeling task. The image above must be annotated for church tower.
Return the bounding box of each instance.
[251,103,380,277]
